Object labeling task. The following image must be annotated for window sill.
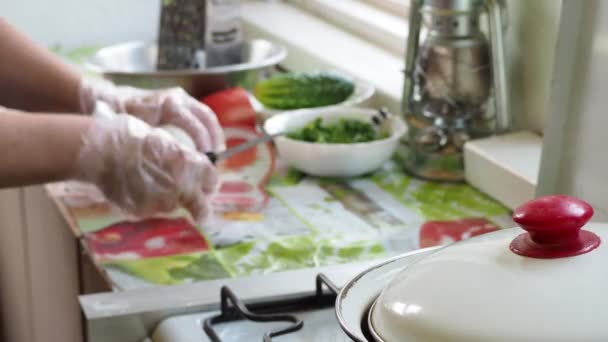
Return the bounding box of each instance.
[242,0,404,116]
[242,0,541,209]
[287,0,408,55]
[464,132,541,210]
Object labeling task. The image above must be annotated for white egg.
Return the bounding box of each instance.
[161,125,196,150]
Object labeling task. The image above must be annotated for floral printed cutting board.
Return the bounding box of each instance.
[46,46,512,289]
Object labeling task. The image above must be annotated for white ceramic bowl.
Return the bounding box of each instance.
[263,106,407,177]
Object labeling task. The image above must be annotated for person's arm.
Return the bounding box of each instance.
[0,18,225,153]
[0,108,91,187]
[0,107,218,223]
[0,18,82,113]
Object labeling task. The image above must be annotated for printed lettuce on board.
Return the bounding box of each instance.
[168,253,233,281]
[410,182,508,220]
[212,235,386,277]
[268,167,306,187]
[104,252,229,285]
[370,161,508,221]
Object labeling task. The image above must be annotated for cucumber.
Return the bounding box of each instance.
[254,72,355,109]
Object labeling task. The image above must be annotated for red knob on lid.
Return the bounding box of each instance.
[510,195,601,259]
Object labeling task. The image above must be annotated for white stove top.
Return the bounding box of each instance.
[150,308,351,342]
[81,260,378,342]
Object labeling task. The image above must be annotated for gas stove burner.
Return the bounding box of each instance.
[203,274,339,341]
[316,273,339,297]
[203,286,303,341]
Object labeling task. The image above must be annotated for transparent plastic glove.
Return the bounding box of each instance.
[75,112,219,224]
[79,77,225,153]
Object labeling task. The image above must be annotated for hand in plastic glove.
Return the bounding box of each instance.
[79,78,225,153]
[75,113,219,224]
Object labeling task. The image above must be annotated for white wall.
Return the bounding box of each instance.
[506,0,563,133]
[538,0,608,216]
[0,0,161,48]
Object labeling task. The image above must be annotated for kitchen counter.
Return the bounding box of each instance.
[45,46,512,292]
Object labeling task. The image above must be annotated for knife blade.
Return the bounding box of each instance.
[205,132,283,164]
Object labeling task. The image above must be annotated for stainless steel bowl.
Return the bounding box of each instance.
[85,39,287,98]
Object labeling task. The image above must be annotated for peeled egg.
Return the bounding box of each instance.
[161,125,196,150]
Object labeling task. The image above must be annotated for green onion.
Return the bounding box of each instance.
[288,117,383,144]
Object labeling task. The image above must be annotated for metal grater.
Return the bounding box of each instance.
[157,0,242,70]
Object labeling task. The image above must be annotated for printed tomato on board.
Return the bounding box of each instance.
[85,217,210,261]
[419,218,499,248]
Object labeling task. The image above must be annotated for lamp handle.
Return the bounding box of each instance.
[401,0,424,117]
[486,0,510,133]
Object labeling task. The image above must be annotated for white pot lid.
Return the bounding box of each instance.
[371,195,606,341]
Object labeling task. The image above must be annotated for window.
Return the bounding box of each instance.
[364,0,409,16]
[286,0,409,55]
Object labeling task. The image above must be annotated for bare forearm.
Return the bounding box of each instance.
[0,109,91,187]
[0,18,82,113]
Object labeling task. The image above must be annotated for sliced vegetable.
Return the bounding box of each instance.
[254,72,355,109]
[200,87,256,128]
[222,137,258,170]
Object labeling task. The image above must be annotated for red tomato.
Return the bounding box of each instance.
[201,87,256,129]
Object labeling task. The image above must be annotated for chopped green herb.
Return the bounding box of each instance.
[288,117,383,143]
